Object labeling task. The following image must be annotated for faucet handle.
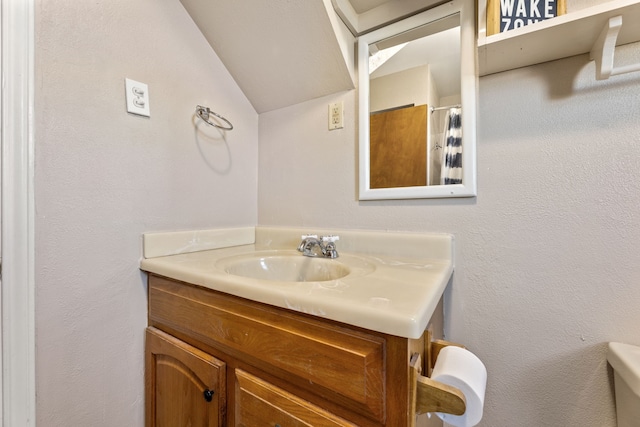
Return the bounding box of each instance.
[301,234,318,240]
[321,235,340,243]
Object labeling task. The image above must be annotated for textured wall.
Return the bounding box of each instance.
[258,47,640,426]
[35,0,258,425]
[33,0,640,425]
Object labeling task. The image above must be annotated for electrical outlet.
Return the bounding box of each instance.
[328,101,343,130]
[125,78,150,117]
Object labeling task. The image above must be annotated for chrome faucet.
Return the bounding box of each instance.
[297,234,340,258]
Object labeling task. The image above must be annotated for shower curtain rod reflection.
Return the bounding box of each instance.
[430,104,461,113]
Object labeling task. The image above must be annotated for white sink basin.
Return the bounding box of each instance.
[140,227,454,338]
[216,250,374,282]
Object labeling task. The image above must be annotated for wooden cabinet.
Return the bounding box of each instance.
[145,327,226,426]
[146,274,437,426]
[235,369,356,426]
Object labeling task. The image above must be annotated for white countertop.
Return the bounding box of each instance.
[140,227,454,339]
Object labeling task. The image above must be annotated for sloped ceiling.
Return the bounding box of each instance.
[179,0,442,113]
[332,0,446,35]
[180,0,355,113]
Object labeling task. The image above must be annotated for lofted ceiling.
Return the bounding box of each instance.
[179,0,446,113]
[179,0,356,113]
[371,26,461,99]
[348,0,390,14]
[332,0,447,35]
[344,0,461,100]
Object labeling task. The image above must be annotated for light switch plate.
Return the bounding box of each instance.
[125,78,150,117]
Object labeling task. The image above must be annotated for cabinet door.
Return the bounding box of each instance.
[235,369,356,427]
[146,327,226,427]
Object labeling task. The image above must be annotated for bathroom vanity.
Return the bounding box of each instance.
[141,227,455,426]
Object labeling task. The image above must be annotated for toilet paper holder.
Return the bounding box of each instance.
[409,337,467,422]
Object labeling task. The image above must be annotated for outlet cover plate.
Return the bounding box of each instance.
[125,78,150,117]
[329,101,343,130]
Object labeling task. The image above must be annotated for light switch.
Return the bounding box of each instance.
[125,78,150,117]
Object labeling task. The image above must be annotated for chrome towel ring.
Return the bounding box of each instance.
[196,105,233,131]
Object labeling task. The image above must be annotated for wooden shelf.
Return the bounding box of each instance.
[478,0,640,76]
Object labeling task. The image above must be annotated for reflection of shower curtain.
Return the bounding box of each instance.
[440,107,462,185]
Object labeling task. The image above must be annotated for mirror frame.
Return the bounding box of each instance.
[358,0,477,200]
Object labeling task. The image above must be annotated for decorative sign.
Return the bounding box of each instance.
[486,0,566,36]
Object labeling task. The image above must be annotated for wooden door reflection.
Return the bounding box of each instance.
[370,104,427,189]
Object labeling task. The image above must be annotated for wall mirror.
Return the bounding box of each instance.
[358,0,477,200]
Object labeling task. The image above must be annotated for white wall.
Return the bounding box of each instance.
[258,46,640,426]
[35,0,258,425]
[33,0,640,425]
[370,65,433,112]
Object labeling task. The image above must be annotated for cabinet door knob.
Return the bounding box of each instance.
[203,389,215,402]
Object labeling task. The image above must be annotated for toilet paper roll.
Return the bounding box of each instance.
[430,346,487,427]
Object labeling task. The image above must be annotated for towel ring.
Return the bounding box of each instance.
[196,105,233,131]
